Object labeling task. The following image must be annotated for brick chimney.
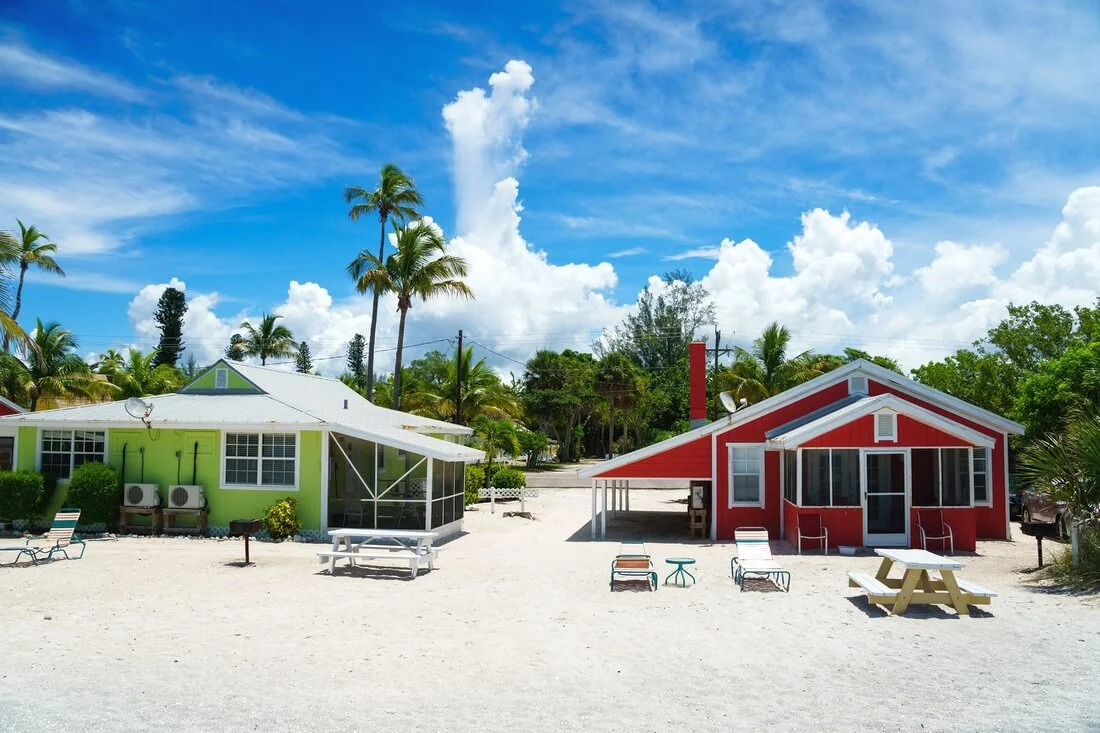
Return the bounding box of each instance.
[689,341,707,428]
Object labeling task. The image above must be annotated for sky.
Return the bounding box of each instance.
[1,0,1099,376]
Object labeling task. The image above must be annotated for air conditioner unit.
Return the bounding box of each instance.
[167,484,205,509]
[123,483,160,508]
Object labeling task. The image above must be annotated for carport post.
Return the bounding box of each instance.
[590,480,598,539]
[601,481,607,538]
[625,481,629,512]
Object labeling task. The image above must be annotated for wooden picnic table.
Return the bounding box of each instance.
[848,548,996,616]
[318,528,440,579]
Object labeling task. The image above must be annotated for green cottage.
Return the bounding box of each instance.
[0,360,483,539]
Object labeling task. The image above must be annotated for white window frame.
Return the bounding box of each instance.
[874,411,897,443]
[971,446,991,507]
[848,375,869,395]
[37,429,108,481]
[215,368,229,390]
[221,430,299,491]
[728,443,765,508]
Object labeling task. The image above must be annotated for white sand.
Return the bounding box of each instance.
[2,488,1099,733]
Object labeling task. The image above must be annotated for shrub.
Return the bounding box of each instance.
[1041,527,1100,589]
[464,465,484,506]
[0,471,46,522]
[263,496,301,540]
[491,467,526,489]
[65,462,119,527]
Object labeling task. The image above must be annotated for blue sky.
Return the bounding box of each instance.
[2,0,1099,372]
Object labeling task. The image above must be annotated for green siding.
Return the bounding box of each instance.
[17,426,323,532]
[182,361,262,394]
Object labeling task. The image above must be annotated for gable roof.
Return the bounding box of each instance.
[578,359,1022,479]
[766,393,996,448]
[0,394,24,414]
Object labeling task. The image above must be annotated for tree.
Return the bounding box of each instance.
[347,221,473,410]
[238,313,296,366]
[987,301,1078,373]
[98,347,183,398]
[345,163,425,401]
[522,349,599,462]
[606,270,715,371]
[151,287,187,367]
[0,220,64,352]
[181,353,201,380]
[224,334,246,361]
[403,347,520,424]
[295,341,313,373]
[1018,409,1100,536]
[912,349,1018,418]
[20,319,116,411]
[595,352,641,456]
[471,416,521,488]
[517,430,550,469]
[1013,342,1100,439]
[346,334,366,386]
[715,322,824,403]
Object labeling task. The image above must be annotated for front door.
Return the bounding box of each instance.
[863,450,908,546]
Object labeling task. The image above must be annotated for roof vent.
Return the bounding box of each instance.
[343,399,348,409]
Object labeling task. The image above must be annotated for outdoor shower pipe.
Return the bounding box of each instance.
[193,441,198,485]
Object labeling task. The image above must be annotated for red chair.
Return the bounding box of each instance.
[917,509,954,554]
[796,512,829,555]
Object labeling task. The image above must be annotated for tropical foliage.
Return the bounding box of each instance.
[151,287,187,367]
[0,220,63,353]
[97,347,183,398]
[471,416,521,487]
[400,347,519,424]
[345,163,425,400]
[237,313,296,366]
[19,320,116,410]
[347,221,472,409]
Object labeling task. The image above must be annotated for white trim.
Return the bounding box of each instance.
[320,429,330,533]
[36,428,108,480]
[214,367,229,390]
[220,429,300,491]
[768,393,995,449]
[579,358,1021,480]
[861,447,910,547]
[972,446,992,507]
[425,459,433,531]
[710,432,718,541]
[778,446,785,540]
[796,449,803,505]
[1002,432,1011,540]
[874,411,898,443]
[727,443,765,508]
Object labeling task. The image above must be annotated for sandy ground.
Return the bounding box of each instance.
[2,488,1099,733]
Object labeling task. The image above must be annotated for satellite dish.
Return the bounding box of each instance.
[719,391,739,414]
[125,397,154,427]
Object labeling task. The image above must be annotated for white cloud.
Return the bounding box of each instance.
[914,240,1007,295]
[663,245,723,261]
[126,278,238,365]
[0,41,145,101]
[608,247,646,258]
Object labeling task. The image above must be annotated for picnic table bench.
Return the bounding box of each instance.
[848,548,996,615]
[318,529,440,579]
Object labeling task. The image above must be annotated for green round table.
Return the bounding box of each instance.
[664,557,696,587]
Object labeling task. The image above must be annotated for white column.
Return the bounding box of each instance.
[425,458,433,531]
[625,481,630,512]
[319,430,330,534]
[590,480,598,539]
[601,481,608,538]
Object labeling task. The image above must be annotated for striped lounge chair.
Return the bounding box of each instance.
[610,541,657,591]
[26,509,86,563]
[730,526,790,592]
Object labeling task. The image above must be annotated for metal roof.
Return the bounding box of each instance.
[764,394,867,439]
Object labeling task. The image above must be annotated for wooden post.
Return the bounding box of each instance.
[1037,535,1044,567]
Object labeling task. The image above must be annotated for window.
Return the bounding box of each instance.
[0,436,13,472]
[224,432,297,488]
[911,448,972,507]
[429,459,466,529]
[799,448,860,506]
[729,445,764,507]
[874,412,897,442]
[39,430,106,479]
[783,450,797,503]
[848,375,869,395]
[215,368,228,390]
[972,447,990,506]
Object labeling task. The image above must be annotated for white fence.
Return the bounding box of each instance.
[477,486,540,513]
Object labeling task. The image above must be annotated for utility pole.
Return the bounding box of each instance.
[455,329,463,426]
[710,324,733,372]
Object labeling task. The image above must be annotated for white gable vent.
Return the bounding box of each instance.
[215,368,228,390]
[848,375,869,395]
[874,412,897,442]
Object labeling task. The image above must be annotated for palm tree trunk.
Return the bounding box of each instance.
[609,397,615,456]
[2,264,27,352]
[365,216,386,401]
[392,307,408,410]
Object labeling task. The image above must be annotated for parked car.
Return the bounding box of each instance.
[1009,490,1023,521]
[1021,490,1071,539]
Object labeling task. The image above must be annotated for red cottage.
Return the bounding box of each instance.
[580,344,1024,552]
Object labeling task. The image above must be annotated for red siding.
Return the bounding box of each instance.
[870,381,1008,540]
[802,414,972,448]
[783,501,864,549]
[721,382,850,443]
[716,449,782,540]
[595,435,712,479]
[912,507,977,552]
[0,401,19,416]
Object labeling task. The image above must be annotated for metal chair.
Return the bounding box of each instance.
[917,509,954,554]
[796,512,829,555]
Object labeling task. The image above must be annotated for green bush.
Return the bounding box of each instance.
[1041,526,1100,589]
[263,496,301,540]
[491,467,526,489]
[0,471,46,522]
[464,465,484,506]
[65,462,119,527]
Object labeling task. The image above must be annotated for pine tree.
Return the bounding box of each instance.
[346,333,366,386]
[152,287,188,367]
[225,334,245,361]
[295,341,313,373]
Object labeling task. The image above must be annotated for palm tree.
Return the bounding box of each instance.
[715,322,825,403]
[238,313,296,366]
[0,221,64,352]
[94,348,126,374]
[345,163,425,401]
[472,416,521,488]
[595,352,641,455]
[21,319,116,411]
[348,221,473,410]
[405,346,520,424]
[98,347,183,398]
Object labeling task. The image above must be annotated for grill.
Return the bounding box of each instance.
[228,519,263,565]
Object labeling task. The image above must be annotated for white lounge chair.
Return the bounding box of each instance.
[731,526,790,592]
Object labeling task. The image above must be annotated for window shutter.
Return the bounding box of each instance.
[875,412,897,441]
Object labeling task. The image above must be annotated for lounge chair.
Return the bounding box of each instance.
[917,509,953,554]
[796,512,829,555]
[731,526,790,592]
[26,509,85,562]
[610,541,657,591]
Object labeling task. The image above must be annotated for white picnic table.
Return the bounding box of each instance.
[848,548,996,615]
[318,528,440,579]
